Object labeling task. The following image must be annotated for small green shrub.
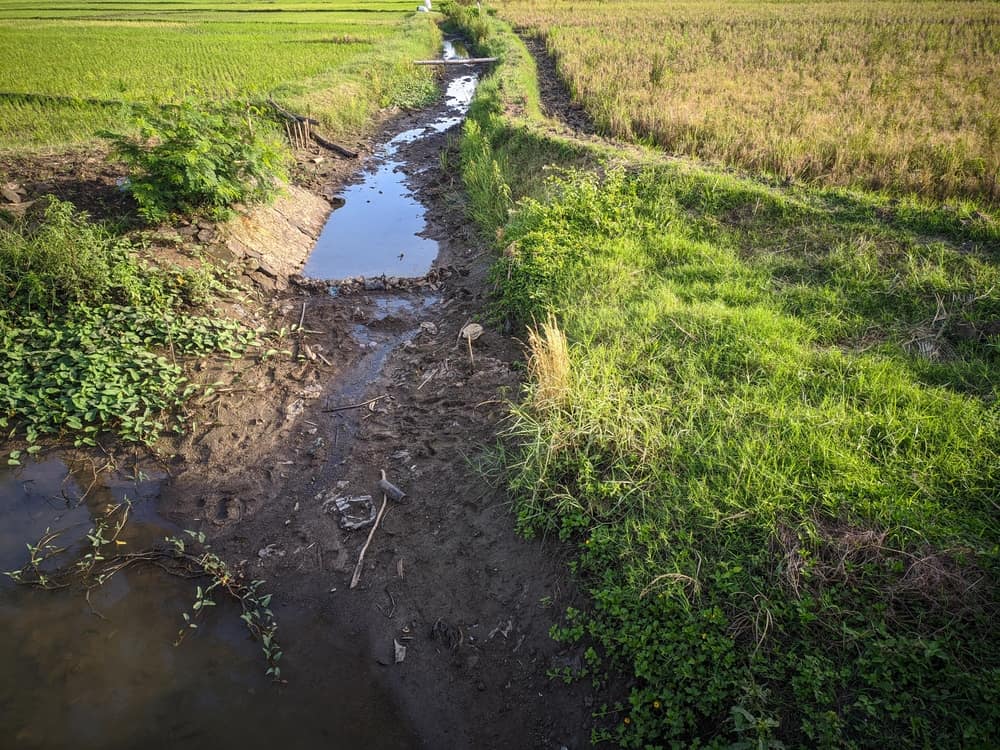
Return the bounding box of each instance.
[0,198,142,313]
[102,100,289,223]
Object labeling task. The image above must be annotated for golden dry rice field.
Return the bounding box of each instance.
[496,0,1000,204]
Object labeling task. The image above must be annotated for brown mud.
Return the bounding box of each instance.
[1,49,596,749]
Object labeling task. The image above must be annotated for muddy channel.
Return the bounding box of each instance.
[1,39,593,750]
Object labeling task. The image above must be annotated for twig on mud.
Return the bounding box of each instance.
[294,302,308,360]
[323,394,388,413]
[376,586,397,618]
[85,587,107,620]
[350,492,389,589]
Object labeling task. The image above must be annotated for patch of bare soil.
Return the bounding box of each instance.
[518,33,595,136]
[0,148,136,223]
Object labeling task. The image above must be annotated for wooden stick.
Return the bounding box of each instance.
[413,57,498,65]
[322,394,388,413]
[350,493,388,589]
[267,95,358,158]
[310,131,358,159]
[268,95,320,124]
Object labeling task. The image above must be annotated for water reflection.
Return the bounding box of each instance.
[0,458,416,749]
[302,39,480,281]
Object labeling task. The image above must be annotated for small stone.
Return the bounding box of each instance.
[419,321,438,336]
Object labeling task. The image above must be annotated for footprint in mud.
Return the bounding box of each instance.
[192,492,250,527]
[212,497,243,526]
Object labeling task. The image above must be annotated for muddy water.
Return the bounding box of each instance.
[303,39,479,281]
[0,458,417,749]
[2,39,479,750]
[324,293,439,467]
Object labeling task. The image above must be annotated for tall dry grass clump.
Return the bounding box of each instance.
[526,313,571,410]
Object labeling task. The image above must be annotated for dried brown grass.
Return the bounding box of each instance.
[526,312,570,410]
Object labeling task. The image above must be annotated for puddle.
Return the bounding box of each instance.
[0,458,416,748]
[370,292,441,321]
[303,39,480,282]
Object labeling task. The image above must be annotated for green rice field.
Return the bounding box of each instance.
[0,0,440,149]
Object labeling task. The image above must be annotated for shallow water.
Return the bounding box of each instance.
[302,39,479,281]
[1,39,476,749]
[0,458,417,749]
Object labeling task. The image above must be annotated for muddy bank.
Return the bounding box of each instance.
[1,41,595,750]
[156,48,594,746]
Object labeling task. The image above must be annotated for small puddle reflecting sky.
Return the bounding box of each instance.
[0,459,415,749]
[303,39,479,281]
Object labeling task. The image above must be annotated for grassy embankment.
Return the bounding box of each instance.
[496,0,999,205]
[450,3,999,747]
[0,1,442,455]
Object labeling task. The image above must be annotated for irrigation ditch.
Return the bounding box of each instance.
[0,38,595,749]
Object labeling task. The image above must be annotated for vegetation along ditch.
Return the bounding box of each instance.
[1,0,998,748]
[452,2,998,747]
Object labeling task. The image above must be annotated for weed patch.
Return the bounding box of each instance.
[1,199,252,455]
[454,7,1000,747]
[102,100,289,223]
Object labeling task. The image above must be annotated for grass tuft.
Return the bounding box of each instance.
[526,312,570,411]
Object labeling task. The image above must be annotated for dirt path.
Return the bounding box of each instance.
[519,33,596,136]
[0,44,601,749]
[146,69,595,748]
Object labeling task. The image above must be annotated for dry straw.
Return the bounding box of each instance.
[526,313,570,410]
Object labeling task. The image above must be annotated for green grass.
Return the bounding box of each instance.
[0,199,254,452]
[0,0,441,149]
[451,5,1000,747]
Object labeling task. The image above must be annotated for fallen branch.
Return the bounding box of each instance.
[267,96,358,159]
[322,394,388,413]
[310,131,359,159]
[268,95,319,125]
[267,95,359,158]
[350,493,388,589]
